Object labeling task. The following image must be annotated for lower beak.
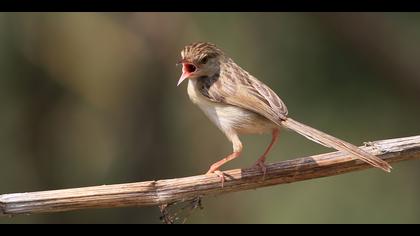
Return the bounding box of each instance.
[177,62,194,86]
[177,72,189,86]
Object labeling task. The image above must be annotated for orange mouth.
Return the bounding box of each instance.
[183,63,196,73]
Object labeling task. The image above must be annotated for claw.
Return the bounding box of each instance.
[214,170,225,188]
[206,169,226,188]
[253,160,268,180]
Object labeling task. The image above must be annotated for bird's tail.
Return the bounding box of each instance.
[281,117,392,172]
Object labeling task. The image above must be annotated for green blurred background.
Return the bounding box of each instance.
[0,12,420,223]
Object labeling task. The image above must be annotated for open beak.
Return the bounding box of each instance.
[177,61,196,86]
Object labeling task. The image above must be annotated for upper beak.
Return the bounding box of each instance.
[176,59,188,66]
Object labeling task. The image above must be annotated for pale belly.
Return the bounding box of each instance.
[187,80,276,135]
[199,103,276,135]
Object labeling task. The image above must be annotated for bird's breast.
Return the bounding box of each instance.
[187,80,276,135]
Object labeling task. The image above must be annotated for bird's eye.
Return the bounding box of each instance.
[200,56,209,64]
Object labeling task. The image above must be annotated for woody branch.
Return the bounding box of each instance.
[1,135,420,216]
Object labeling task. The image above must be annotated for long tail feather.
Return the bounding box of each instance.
[281,118,392,172]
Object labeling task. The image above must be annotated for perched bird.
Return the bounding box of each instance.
[177,42,391,184]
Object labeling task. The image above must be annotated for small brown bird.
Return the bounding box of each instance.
[177,42,391,183]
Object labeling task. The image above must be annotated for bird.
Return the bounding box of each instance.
[176,42,391,184]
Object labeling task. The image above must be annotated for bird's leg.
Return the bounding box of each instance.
[253,128,280,176]
[206,133,242,187]
[206,151,241,187]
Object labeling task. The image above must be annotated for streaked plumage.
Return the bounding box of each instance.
[177,42,391,183]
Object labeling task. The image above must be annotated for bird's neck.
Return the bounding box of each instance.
[187,73,219,103]
[187,79,201,104]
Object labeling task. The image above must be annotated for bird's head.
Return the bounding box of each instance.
[177,42,224,86]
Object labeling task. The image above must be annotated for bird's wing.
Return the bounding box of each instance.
[197,71,288,125]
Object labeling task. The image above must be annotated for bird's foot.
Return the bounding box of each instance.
[253,160,268,180]
[206,169,226,188]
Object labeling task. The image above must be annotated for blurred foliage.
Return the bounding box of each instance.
[0,12,420,223]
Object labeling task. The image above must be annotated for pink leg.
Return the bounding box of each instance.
[206,151,242,174]
[206,152,241,188]
[206,133,243,187]
[253,128,280,175]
